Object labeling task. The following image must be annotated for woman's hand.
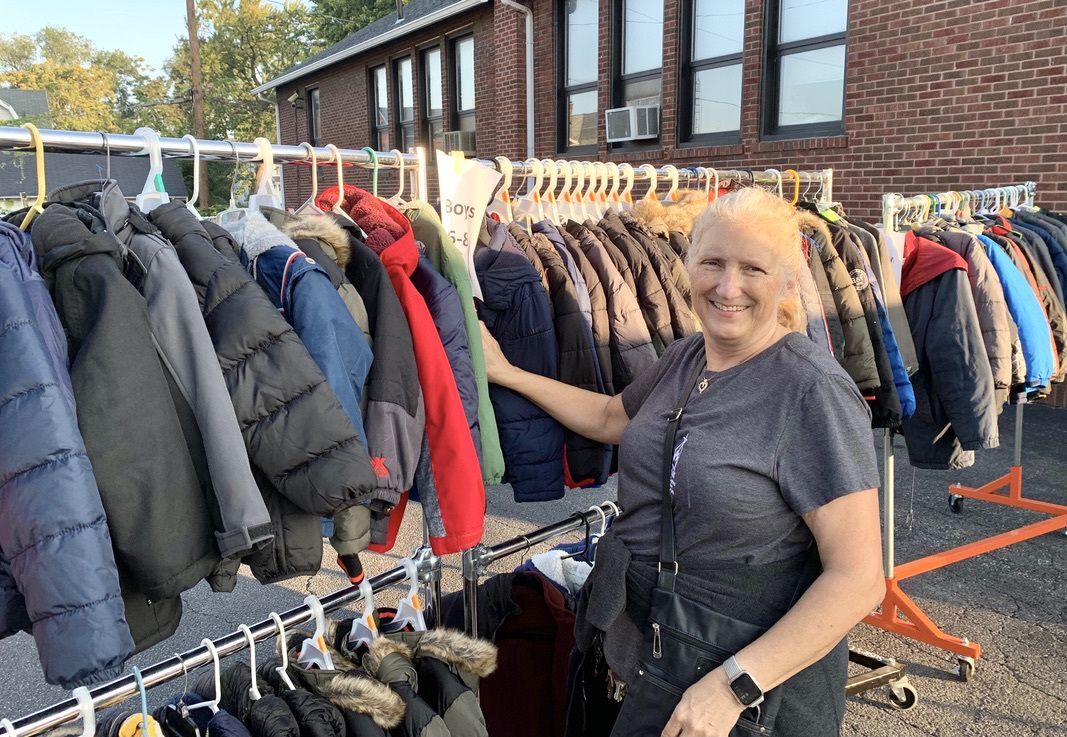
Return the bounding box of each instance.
[480,321,516,385]
[661,668,745,737]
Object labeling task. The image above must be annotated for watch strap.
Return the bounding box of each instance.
[723,655,743,682]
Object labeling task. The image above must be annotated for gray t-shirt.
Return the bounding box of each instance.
[612,332,879,564]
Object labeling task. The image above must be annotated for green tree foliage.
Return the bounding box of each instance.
[312,0,401,45]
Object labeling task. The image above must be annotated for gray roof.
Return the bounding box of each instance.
[0,89,53,123]
[0,151,188,199]
[253,0,488,94]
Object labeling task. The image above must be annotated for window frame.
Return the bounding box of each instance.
[677,0,743,146]
[450,34,476,132]
[557,0,599,154]
[421,45,445,153]
[761,0,848,140]
[610,0,664,149]
[305,86,322,147]
[393,55,416,152]
[369,64,390,151]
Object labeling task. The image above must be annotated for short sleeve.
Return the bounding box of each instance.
[620,335,700,418]
[774,373,880,515]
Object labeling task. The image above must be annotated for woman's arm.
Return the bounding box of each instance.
[662,489,885,737]
[480,323,631,444]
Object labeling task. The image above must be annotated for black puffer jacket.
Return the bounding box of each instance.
[149,205,376,582]
[28,204,217,648]
[618,210,695,339]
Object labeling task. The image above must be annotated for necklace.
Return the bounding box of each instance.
[697,375,710,393]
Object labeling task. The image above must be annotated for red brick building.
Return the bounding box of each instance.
[255,0,1067,221]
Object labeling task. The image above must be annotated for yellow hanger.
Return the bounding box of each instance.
[784,169,801,206]
[19,123,46,231]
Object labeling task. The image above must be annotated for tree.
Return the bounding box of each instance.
[312,0,400,46]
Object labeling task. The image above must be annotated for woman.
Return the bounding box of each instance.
[480,187,885,737]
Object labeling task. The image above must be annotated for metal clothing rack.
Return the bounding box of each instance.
[866,182,1067,680]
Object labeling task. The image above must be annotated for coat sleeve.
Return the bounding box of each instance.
[818,238,878,390]
[0,275,133,688]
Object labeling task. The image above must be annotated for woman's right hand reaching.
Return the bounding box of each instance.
[480,321,516,386]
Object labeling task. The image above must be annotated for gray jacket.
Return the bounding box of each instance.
[50,181,272,559]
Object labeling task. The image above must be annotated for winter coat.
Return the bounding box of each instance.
[923,229,1014,405]
[564,221,656,391]
[28,203,216,648]
[475,218,565,502]
[900,232,998,470]
[618,209,695,339]
[584,220,638,299]
[190,659,278,725]
[534,222,595,339]
[798,211,878,391]
[507,222,551,293]
[51,182,272,560]
[796,237,834,355]
[598,212,674,352]
[1011,212,1067,301]
[803,234,845,362]
[404,200,505,485]
[978,233,1056,389]
[557,224,614,394]
[317,186,484,556]
[149,205,375,584]
[0,222,133,689]
[361,636,452,737]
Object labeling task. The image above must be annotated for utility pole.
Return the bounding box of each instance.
[187,0,209,210]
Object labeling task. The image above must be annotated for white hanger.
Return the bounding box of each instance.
[385,148,407,207]
[587,505,608,539]
[248,137,282,211]
[594,162,610,215]
[766,169,784,199]
[606,163,621,209]
[297,594,335,670]
[583,162,602,218]
[556,161,574,221]
[135,127,170,213]
[215,141,247,226]
[603,500,621,519]
[73,687,95,737]
[324,144,357,223]
[1,719,16,737]
[705,167,719,202]
[182,134,203,220]
[347,580,380,650]
[491,156,515,222]
[541,159,561,223]
[639,164,658,202]
[570,161,591,221]
[392,559,428,632]
[661,164,680,203]
[295,142,324,215]
[514,158,545,230]
[239,625,263,701]
[186,640,221,714]
[268,612,298,690]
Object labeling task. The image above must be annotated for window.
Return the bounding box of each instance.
[306,87,322,146]
[422,47,444,152]
[559,0,598,151]
[394,56,415,151]
[679,0,743,144]
[451,35,475,132]
[370,65,390,150]
[763,0,847,138]
[613,0,663,143]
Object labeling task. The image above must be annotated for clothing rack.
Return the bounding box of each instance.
[0,125,428,203]
[866,182,1067,680]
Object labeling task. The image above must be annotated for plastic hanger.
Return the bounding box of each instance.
[514,158,544,231]
[569,161,590,221]
[158,655,200,737]
[706,167,719,202]
[1,719,15,737]
[783,169,801,206]
[583,162,601,217]
[18,123,45,231]
[639,164,658,202]
[661,164,680,203]
[491,156,515,222]
[215,142,247,226]
[324,144,356,223]
[617,163,635,210]
[297,594,336,670]
[391,559,428,632]
[556,160,574,221]
[181,135,204,220]
[268,613,298,690]
[72,687,95,737]
[606,163,621,209]
[295,142,324,215]
[361,147,380,198]
[132,668,154,736]
[347,580,380,650]
[594,163,610,214]
[248,137,282,211]
[766,169,784,199]
[186,640,221,715]
[540,159,560,223]
[135,127,171,213]
[238,625,263,701]
[385,148,407,207]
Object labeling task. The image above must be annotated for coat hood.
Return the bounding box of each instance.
[316,185,417,274]
[796,210,835,250]
[414,627,497,678]
[900,231,968,297]
[632,190,709,236]
[235,210,298,262]
[281,213,353,270]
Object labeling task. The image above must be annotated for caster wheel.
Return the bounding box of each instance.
[948,494,964,514]
[956,656,976,682]
[887,681,918,710]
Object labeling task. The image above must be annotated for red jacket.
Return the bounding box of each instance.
[318,185,485,554]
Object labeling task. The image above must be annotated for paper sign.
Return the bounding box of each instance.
[437,151,502,301]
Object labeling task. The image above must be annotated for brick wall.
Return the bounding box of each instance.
[276,0,1067,220]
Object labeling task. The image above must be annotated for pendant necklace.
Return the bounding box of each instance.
[697,375,710,393]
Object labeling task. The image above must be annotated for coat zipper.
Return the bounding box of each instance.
[652,623,662,659]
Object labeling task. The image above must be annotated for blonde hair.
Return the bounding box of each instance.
[688,188,806,333]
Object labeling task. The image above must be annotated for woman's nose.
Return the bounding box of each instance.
[715,269,743,299]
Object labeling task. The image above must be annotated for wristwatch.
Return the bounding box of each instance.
[723,656,765,708]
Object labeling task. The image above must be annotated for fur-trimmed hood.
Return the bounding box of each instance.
[327,621,497,679]
[633,189,709,236]
[280,214,353,270]
[796,209,834,249]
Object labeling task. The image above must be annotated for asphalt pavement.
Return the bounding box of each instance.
[2,405,1065,735]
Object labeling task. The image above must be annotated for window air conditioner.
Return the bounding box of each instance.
[605,104,660,143]
[442,130,477,156]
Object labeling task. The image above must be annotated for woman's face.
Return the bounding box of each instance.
[688,220,793,350]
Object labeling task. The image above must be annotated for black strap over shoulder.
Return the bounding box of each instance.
[658,359,708,591]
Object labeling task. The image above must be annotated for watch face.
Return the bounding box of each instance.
[729,672,763,706]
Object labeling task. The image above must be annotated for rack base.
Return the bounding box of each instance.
[846,649,916,711]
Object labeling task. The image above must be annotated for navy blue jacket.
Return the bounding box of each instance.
[0,221,133,688]
[476,219,565,501]
[1012,213,1067,303]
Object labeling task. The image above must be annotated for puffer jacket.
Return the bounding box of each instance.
[584,220,638,298]
[190,659,281,725]
[361,636,451,737]
[405,200,505,485]
[557,224,614,394]
[900,232,998,470]
[0,223,133,688]
[476,218,565,502]
[803,233,844,361]
[150,205,376,584]
[924,229,1014,405]
[598,212,674,352]
[1012,212,1067,300]
[617,209,695,339]
[317,186,484,555]
[27,203,215,648]
[798,211,878,391]
[51,182,273,561]
[507,223,551,294]
[565,221,656,391]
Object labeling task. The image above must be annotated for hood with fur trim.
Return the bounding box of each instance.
[414,627,497,679]
[796,209,835,249]
[633,189,709,236]
[280,214,353,270]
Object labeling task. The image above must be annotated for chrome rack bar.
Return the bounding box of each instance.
[461,501,620,636]
[5,564,413,737]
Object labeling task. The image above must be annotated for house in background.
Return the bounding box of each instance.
[253,0,1067,219]
[0,89,53,127]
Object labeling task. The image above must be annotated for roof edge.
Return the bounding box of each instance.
[251,0,489,95]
